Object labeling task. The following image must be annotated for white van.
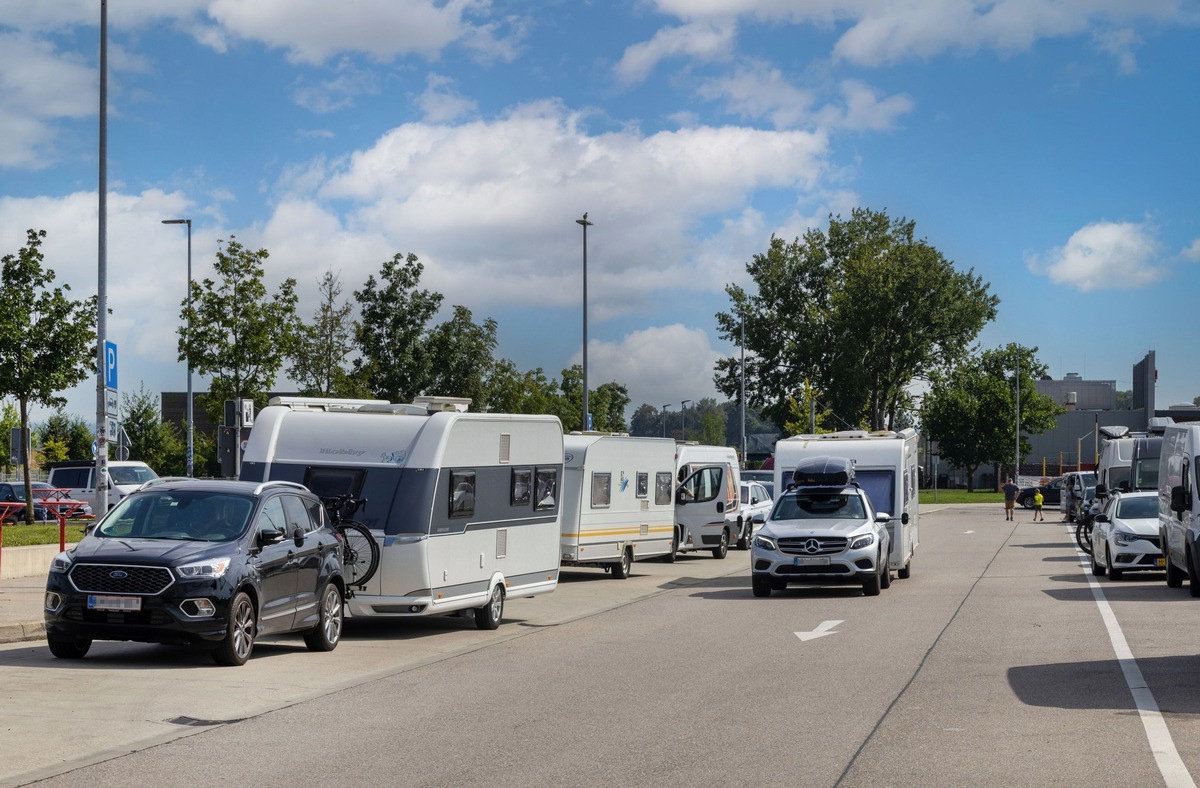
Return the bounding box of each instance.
[672,443,742,559]
[560,433,677,577]
[46,460,158,510]
[239,397,565,628]
[772,429,919,579]
[1158,424,1200,592]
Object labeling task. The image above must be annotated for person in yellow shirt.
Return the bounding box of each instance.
[1033,488,1045,521]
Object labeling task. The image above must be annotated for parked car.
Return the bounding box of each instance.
[44,479,346,666]
[1090,491,1163,580]
[0,482,50,522]
[738,480,773,548]
[1017,477,1063,509]
[30,481,93,519]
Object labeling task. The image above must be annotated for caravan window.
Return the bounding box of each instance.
[535,468,558,510]
[655,472,673,506]
[855,470,895,517]
[449,470,476,518]
[511,468,532,506]
[636,471,649,498]
[591,473,612,508]
[304,467,365,500]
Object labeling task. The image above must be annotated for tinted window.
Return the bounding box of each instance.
[591,472,612,508]
[52,468,90,488]
[110,465,158,485]
[256,497,288,537]
[655,472,672,506]
[855,470,894,517]
[449,470,476,518]
[511,468,532,506]
[304,467,365,499]
[282,494,318,533]
[535,468,558,510]
[636,471,648,498]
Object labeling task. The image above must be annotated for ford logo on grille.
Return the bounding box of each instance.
[109,570,129,579]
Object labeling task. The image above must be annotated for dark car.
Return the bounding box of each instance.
[0,482,50,522]
[1017,477,1065,509]
[44,479,346,666]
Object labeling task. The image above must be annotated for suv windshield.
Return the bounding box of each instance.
[110,466,159,485]
[98,490,253,542]
[772,490,865,520]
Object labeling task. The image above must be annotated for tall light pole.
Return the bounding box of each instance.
[681,399,691,441]
[576,213,593,432]
[740,312,746,468]
[95,0,109,514]
[162,219,193,476]
[662,404,670,438]
[1014,350,1021,483]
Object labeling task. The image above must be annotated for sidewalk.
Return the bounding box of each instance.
[0,574,47,644]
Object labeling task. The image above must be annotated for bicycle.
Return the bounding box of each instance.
[1074,498,1101,555]
[320,494,380,589]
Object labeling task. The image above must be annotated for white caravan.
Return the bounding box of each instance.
[239,397,564,629]
[560,433,677,577]
[672,443,743,559]
[772,430,919,579]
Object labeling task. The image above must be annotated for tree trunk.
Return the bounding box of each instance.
[19,397,33,524]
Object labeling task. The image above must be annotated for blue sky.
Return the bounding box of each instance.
[1,0,1198,428]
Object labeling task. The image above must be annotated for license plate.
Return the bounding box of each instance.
[88,595,142,612]
[794,556,830,566]
[1156,557,1167,568]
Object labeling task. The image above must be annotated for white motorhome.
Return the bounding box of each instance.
[1158,424,1200,592]
[772,430,919,579]
[672,443,742,559]
[239,397,564,629]
[560,433,677,577]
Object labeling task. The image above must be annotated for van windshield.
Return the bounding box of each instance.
[110,466,159,485]
[1131,458,1158,490]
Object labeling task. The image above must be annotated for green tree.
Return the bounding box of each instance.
[551,366,629,433]
[688,398,727,446]
[0,230,97,522]
[353,253,443,403]
[36,411,93,461]
[715,209,998,432]
[180,236,299,423]
[482,360,560,416]
[0,400,18,475]
[425,305,499,405]
[920,344,1060,491]
[630,403,668,438]
[120,384,186,474]
[289,270,369,398]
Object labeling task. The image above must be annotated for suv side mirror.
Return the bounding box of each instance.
[259,527,286,546]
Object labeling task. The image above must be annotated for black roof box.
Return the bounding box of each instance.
[791,455,854,487]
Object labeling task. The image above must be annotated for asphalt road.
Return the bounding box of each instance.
[2,505,1198,787]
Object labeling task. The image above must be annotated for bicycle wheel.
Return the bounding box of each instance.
[337,521,380,588]
[1075,520,1092,555]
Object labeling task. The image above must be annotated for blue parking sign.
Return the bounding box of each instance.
[104,341,118,389]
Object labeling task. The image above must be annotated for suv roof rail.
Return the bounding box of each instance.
[253,480,309,496]
[136,476,194,490]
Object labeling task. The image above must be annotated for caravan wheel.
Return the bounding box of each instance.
[898,559,911,580]
[663,529,679,563]
[474,585,505,630]
[612,548,632,579]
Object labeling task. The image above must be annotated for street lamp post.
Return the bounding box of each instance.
[576,213,593,432]
[661,405,670,438]
[681,399,691,441]
[162,218,193,477]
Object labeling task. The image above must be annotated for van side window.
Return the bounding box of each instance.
[511,468,532,507]
[535,468,558,510]
[52,468,90,489]
[636,471,648,498]
[449,471,476,518]
[655,472,673,506]
[591,472,612,508]
[680,467,722,504]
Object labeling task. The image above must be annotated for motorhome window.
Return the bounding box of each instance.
[535,468,558,510]
[655,472,672,506]
[1132,459,1158,490]
[591,473,612,508]
[449,471,476,518]
[510,468,532,506]
[1108,466,1131,491]
[303,467,365,499]
[636,472,648,498]
[855,470,895,517]
[680,466,722,504]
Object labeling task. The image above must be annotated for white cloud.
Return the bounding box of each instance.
[820,79,914,131]
[614,20,737,85]
[1182,238,1200,262]
[0,33,94,168]
[1027,220,1166,292]
[576,324,725,410]
[696,60,815,129]
[290,58,380,114]
[416,74,478,123]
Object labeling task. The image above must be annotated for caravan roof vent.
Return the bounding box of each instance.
[413,395,471,413]
[791,456,855,488]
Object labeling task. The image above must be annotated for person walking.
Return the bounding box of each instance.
[1002,477,1019,521]
[1033,488,1045,521]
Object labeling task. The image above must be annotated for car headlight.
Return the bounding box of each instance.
[753,535,777,551]
[1114,531,1142,547]
[49,552,73,574]
[176,557,232,579]
[849,533,875,550]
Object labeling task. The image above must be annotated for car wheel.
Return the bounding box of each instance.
[213,591,256,666]
[47,635,91,659]
[662,528,679,563]
[863,568,882,597]
[1022,497,1034,510]
[303,583,344,652]
[712,530,729,560]
[736,517,752,550]
[1188,547,1200,599]
[474,584,504,630]
[1106,546,1123,581]
[879,551,892,589]
[612,548,632,580]
[752,575,771,598]
[1091,549,1106,576]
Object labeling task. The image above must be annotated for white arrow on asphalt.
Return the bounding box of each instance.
[794,620,843,641]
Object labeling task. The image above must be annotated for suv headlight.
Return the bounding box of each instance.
[49,551,73,574]
[753,534,777,551]
[1114,531,1141,547]
[849,533,876,550]
[176,557,232,579]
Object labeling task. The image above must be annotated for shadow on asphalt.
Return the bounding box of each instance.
[1010,655,1200,714]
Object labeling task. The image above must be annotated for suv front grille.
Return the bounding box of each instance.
[70,564,174,595]
[778,536,848,555]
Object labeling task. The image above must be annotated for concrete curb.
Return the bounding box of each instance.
[0,620,45,645]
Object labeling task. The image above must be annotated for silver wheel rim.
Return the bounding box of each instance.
[489,587,503,621]
[232,598,255,660]
[322,587,343,644]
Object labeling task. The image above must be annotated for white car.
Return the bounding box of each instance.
[1090,491,1163,580]
[737,481,773,549]
[751,481,891,597]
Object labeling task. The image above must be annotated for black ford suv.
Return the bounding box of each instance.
[44,479,346,666]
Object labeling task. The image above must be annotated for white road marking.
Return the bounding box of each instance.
[794,619,843,641]
[963,530,975,534]
[1078,550,1196,787]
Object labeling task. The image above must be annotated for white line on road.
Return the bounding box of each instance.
[795,619,843,641]
[1078,548,1196,787]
